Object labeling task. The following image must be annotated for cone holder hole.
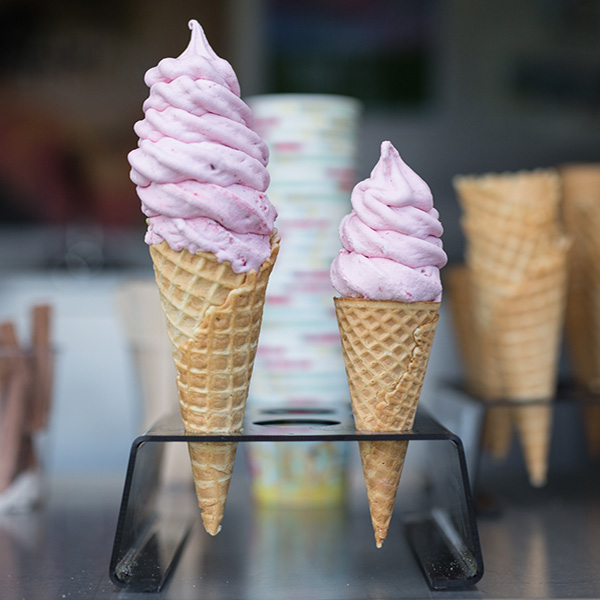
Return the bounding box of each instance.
[260,407,336,415]
[109,403,483,594]
[254,418,341,427]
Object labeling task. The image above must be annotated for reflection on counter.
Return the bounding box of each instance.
[246,505,349,600]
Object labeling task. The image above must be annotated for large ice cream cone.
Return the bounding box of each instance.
[150,236,279,534]
[127,20,279,534]
[334,297,439,548]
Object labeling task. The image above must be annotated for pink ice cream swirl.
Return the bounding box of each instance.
[330,141,447,302]
[128,20,276,273]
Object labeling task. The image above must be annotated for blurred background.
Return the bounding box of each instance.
[0,0,599,475]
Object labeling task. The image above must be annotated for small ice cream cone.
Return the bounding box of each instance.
[330,141,445,546]
[150,236,279,535]
[334,297,439,548]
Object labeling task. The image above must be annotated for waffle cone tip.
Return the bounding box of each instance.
[514,403,552,487]
[360,440,409,548]
[189,440,238,536]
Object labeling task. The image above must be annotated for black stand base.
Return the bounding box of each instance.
[109,404,484,593]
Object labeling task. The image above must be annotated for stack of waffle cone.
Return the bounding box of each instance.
[150,234,280,535]
[454,170,569,486]
[561,163,600,458]
[334,297,439,548]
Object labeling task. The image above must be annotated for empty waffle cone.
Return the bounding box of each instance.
[456,169,562,288]
[481,406,514,460]
[553,166,598,387]
[512,402,553,487]
[456,169,568,486]
[150,235,279,535]
[462,217,561,288]
[483,248,568,401]
[471,242,568,486]
[454,170,561,232]
[561,164,600,457]
[334,297,439,548]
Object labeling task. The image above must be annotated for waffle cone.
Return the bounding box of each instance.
[561,165,600,458]
[455,169,569,485]
[561,163,600,211]
[150,236,279,535]
[472,246,567,485]
[456,170,562,289]
[454,170,561,231]
[513,403,553,486]
[334,297,439,548]
[561,164,600,387]
[463,219,562,288]
[480,405,514,460]
[483,249,568,401]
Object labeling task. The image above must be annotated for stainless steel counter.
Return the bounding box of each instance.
[1,458,600,600]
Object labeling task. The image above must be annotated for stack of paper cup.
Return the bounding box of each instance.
[246,94,362,406]
[244,94,361,508]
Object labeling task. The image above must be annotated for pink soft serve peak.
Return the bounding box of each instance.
[128,20,276,273]
[330,141,447,301]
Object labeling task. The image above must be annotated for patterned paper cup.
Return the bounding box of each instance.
[244,93,361,507]
[247,440,349,508]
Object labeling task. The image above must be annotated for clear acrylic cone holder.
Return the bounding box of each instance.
[109,404,483,594]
